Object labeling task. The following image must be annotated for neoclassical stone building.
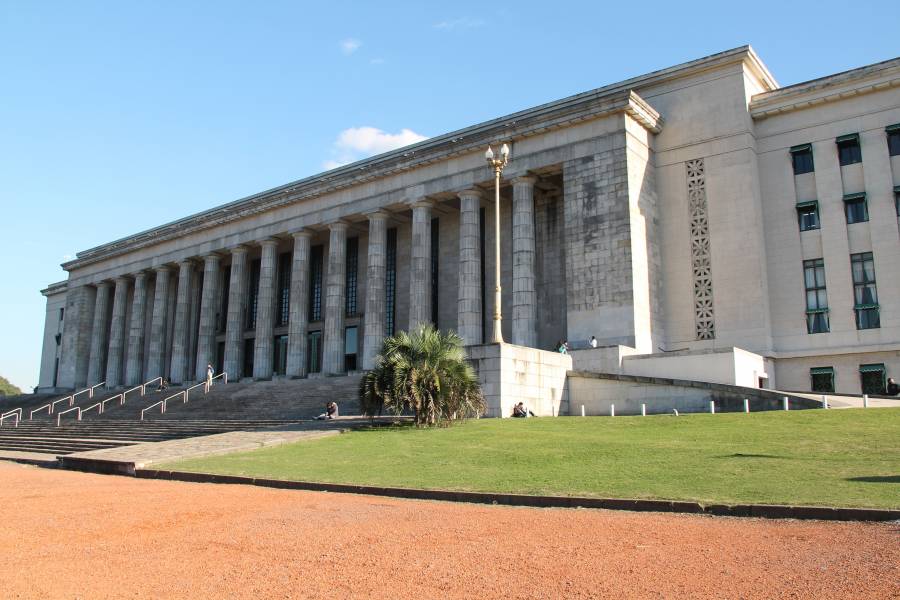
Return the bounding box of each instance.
[37,46,900,407]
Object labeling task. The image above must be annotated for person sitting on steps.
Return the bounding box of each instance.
[512,402,536,418]
[155,377,169,392]
[315,401,339,420]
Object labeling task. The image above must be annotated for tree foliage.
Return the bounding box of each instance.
[0,376,22,397]
[359,324,485,427]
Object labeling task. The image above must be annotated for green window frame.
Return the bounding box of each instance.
[836,133,862,166]
[887,123,900,156]
[790,143,814,175]
[843,192,868,224]
[810,367,835,393]
[859,363,886,395]
[851,252,879,330]
[803,258,829,334]
[796,200,820,231]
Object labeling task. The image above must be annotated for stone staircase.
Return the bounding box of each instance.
[0,375,363,457]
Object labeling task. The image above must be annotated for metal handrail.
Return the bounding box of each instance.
[185,382,206,401]
[142,377,163,395]
[83,402,102,416]
[88,381,106,398]
[30,404,52,419]
[100,393,124,412]
[140,400,165,420]
[71,387,91,402]
[0,410,19,428]
[123,385,143,400]
[51,396,74,413]
[57,406,82,426]
[210,372,228,385]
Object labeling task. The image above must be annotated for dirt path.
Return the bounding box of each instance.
[0,461,897,599]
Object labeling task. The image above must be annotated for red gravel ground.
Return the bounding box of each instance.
[0,461,897,599]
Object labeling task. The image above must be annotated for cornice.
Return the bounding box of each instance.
[61,46,770,273]
[41,280,68,297]
[750,57,900,120]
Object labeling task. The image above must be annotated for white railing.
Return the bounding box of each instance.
[101,393,124,413]
[88,381,106,398]
[142,377,163,395]
[30,404,52,419]
[185,382,206,401]
[71,388,91,402]
[57,406,82,426]
[82,402,102,416]
[123,385,143,400]
[51,396,74,413]
[140,400,165,420]
[210,372,228,386]
[1,408,22,428]
[139,372,226,422]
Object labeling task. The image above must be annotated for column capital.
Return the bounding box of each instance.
[202,252,221,262]
[132,270,148,281]
[327,220,350,232]
[290,228,314,239]
[153,265,172,274]
[230,244,249,255]
[113,275,130,285]
[177,258,195,268]
[408,197,434,210]
[457,188,483,202]
[511,175,538,187]
[365,209,391,221]
[257,237,280,248]
[94,280,111,290]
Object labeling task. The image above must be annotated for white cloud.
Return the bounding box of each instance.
[340,38,361,55]
[323,126,428,170]
[434,17,485,30]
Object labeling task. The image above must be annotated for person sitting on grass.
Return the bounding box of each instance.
[512,402,535,418]
[315,401,339,420]
[887,377,899,396]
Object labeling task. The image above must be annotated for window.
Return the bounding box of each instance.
[345,237,359,316]
[245,259,261,330]
[273,335,288,375]
[887,124,900,156]
[803,259,829,334]
[796,201,820,231]
[218,269,231,334]
[243,338,254,378]
[307,330,322,373]
[385,228,397,336]
[836,133,861,166]
[344,326,358,371]
[810,367,835,393]
[895,187,900,217]
[58,307,64,322]
[844,193,868,224]
[859,363,886,395]
[851,252,879,329]
[308,245,324,322]
[790,144,814,175]
[276,252,291,327]
[431,217,440,326]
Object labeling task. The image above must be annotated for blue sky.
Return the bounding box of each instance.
[1,0,898,391]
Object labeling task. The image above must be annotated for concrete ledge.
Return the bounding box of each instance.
[133,469,900,522]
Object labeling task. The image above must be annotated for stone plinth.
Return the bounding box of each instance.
[467,343,572,418]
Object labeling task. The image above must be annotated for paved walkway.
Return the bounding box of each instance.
[789,392,900,409]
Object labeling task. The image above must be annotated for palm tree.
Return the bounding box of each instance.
[359,324,485,427]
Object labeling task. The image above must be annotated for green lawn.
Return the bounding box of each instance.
[163,409,900,509]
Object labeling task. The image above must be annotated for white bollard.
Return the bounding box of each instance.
[822,395,828,409]
[641,403,646,417]
[783,396,789,411]
[581,405,585,417]
[743,398,750,413]
[610,404,615,417]
[863,394,869,408]
[710,400,715,414]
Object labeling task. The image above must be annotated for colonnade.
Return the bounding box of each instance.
[76,178,541,388]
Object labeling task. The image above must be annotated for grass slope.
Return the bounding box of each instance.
[165,409,900,508]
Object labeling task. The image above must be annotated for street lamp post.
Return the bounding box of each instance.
[485,143,510,344]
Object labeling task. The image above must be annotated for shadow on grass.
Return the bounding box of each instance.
[846,475,900,483]
[715,453,785,459]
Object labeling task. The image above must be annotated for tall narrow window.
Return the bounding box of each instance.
[345,237,359,316]
[803,259,829,334]
[844,193,868,224]
[242,338,254,377]
[796,201,820,231]
[273,335,288,375]
[276,252,291,327]
[245,259,260,330]
[308,245,324,322]
[344,326,358,371]
[887,124,900,156]
[479,206,486,343]
[218,269,231,334]
[859,364,886,395]
[790,144,814,175]
[810,367,835,393]
[894,187,899,218]
[307,330,322,373]
[431,217,439,326]
[385,228,397,336]
[836,133,862,166]
[851,252,879,329]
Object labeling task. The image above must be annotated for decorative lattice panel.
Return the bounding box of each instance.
[687,158,715,340]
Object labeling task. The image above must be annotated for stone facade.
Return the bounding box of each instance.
[37,46,900,402]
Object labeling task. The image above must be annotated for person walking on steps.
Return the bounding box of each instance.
[206,364,214,389]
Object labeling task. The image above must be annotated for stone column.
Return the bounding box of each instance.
[362,211,388,369]
[86,281,111,385]
[58,285,96,389]
[223,245,248,380]
[408,199,433,331]
[457,189,483,346]
[146,266,171,379]
[286,230,312,378]
[323,221,348,375]
[105,277,129,387]
[168,260,193,384]
[253,238,279,379]
[195,254,221,380]
[125,272,148,385]
[511,176,538,348]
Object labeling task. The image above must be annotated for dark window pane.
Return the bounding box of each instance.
[791,149,814,174]
[344,326,358,371]
[837,138,862,166]
[811,370,834,393]
[431,217,439,326]
[309,245,324,322]
[385,228,397,336]
[277,253,291,327]
[797,204,819,231]
[844,198,868,224]
[888,131,900,156]
[307,330,322,373]
[245,259,261,330]
[860,368,886,395]
[345,237,359,316]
